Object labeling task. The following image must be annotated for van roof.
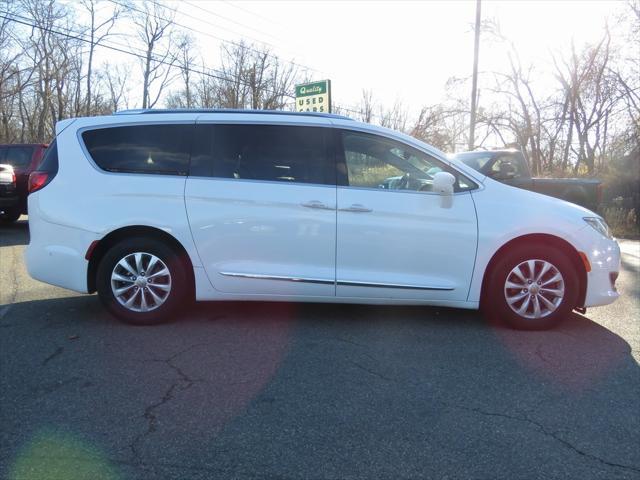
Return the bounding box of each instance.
[114,108,353,121]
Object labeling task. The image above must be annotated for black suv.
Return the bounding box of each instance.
[0,144,48,222]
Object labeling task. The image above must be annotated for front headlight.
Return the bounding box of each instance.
[584,217,611,239]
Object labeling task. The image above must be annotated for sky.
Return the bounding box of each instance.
[74,0,629,118]
[160,0,624,116]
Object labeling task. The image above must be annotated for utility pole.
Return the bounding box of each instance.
[468,0,481,151]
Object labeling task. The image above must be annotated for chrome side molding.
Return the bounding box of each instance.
[219,271,453,291]
[219,271,334,285]
[337,280,453,291]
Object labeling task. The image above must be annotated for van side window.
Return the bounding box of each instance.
[82,124,192,175]
[192,124,333,186]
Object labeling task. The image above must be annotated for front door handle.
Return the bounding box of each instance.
[339,204,373,213]
[301,200,333,210]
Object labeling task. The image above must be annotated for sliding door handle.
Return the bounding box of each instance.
[301,200,333,210]
[339,204,373,213]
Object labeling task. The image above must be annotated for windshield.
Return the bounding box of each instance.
[4,146,34,169]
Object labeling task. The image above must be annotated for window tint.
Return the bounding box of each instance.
[490,155,526,179]
[5,147,34,169]
[82,124,192,175]
[0,147,6,162]
[340,130,475,192]
[192,124,333,185]
[456,152,494,172]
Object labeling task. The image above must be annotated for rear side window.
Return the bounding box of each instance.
[82,124,192,175]
[5,146,34,169]
[39,139,59,173]
[191,124,333,185]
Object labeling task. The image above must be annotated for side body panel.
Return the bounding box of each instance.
[185,115,337,297]
[468,178,619,306]
[336,187,478,301]
[186,179,337,296]
[26,114,201,293]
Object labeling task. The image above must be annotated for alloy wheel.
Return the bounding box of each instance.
[504,259,565,319]
[110,252,172,312]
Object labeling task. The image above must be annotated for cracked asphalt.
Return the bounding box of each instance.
[1,217,639,480]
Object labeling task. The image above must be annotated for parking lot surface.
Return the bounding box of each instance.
[1,218,639,480]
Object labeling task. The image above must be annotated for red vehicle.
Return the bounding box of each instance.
[0,143,48,222]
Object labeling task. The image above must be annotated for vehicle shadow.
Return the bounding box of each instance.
[1,294,639,478]
[0,217,29,247]
[2,293,636,398]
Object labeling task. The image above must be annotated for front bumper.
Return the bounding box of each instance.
[580,230,621,308]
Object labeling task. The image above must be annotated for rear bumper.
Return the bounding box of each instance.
[25,204,98,293]
[0,195,20,209]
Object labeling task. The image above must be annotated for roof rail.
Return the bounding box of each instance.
[114,108,352,120]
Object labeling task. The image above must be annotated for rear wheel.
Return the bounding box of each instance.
[0,208,21,223]
[96,237,189,325]
[484,245,579,330]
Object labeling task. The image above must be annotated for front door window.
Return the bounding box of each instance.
[341,130,475,192]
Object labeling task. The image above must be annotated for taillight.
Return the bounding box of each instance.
[0,169,15,185]
[30,139,58,193]
[28,171,51,193]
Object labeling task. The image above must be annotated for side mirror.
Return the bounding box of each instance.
[432,171,456,195]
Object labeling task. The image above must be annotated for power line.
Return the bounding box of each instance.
[220,0,285,28]
[181,0,282,43]
[1,11,367,119]
[105,0,322,76]
[160,0,324,75]
[175,0,317,71]
[0,11,298,102]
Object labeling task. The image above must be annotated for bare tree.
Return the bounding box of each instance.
[358,89,375,123]
[133,1,178,109]
[80,0,124,115]
[103,61,130,112]
[212,41,298,110]
[15,0,83,141]
[379,100,408,132]
[0,6,25,142]
[411,104,468,152]
[553,30,619,174]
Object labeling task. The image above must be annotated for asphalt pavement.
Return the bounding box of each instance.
[1,217,639,480]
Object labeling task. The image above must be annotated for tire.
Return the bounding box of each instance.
[96,237,189,325]
[483,244,579,330]
[0,208,21,223]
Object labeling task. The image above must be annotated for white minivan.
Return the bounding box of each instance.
[25,110,620,329]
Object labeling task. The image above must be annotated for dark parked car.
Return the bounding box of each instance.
[455,149,603,212]
[0,143,48,222]
[0,164,19,222]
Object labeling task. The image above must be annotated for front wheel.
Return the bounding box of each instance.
[96,237,189,325]
[484,245,579,330]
